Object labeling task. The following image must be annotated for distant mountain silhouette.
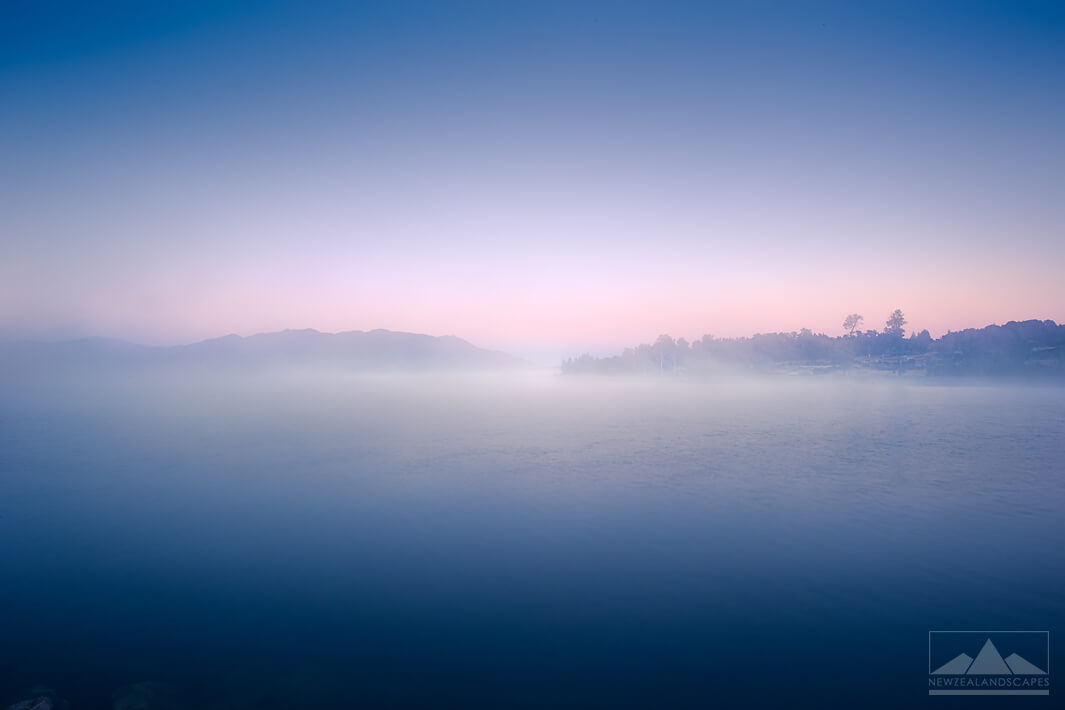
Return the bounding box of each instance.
[0,329,524,374]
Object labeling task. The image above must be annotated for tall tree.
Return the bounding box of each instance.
[884,309,907,337]
[843,314,863,335]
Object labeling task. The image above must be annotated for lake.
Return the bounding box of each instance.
[1,372,1062,708]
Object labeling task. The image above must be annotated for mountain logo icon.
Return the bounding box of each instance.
[928,631,1050,696]
[932,638,1046,675]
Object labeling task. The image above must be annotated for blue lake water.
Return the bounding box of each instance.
[1,373,1063,708]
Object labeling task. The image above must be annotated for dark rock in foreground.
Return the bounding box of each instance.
[5,700,52,710]
[4,688,67,710]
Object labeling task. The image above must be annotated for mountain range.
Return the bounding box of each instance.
[0,329,524,374]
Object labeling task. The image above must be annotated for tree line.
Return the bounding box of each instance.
[562,314,1065,377]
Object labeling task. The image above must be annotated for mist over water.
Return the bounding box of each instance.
[2,370,1062,707]
[4,2,1063,707]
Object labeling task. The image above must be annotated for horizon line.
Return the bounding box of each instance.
[3,316,1060,354]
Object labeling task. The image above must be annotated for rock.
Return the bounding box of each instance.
[6,699,52,710]
[5,688,67,710]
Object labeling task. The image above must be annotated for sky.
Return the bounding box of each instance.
[1,0,1063,362]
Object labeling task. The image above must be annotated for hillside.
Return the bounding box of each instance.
[0,329,524,375]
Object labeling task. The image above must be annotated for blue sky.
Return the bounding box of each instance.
[2,1,1063,360]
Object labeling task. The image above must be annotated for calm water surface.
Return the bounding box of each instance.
[1,373,1063,707]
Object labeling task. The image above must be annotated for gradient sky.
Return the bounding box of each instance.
[2,1,1063,361]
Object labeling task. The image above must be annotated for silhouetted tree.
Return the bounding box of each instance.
[910,329,933,351]
[843,314,863,335]
[884,310,907,338]
[653,334,677,373]
[676,337,690,369]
